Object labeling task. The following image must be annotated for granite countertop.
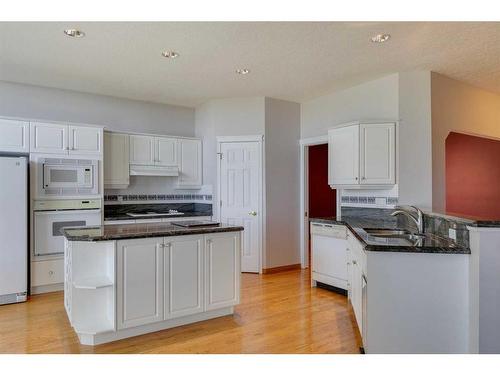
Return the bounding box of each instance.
[310,217,470,254]
[62,222,243,242]
[422,210,500,228]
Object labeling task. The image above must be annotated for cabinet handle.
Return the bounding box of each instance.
[49,270,54,276]
[362,176,366,180]
[248,211,257,216]
[207,239,212,245]
[352,260,357,265]
[355,177,358,181]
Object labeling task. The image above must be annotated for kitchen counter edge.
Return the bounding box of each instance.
[62,223,244,242]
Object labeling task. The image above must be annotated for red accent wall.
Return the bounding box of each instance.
[308,144,336,218]
[446,132,500,220]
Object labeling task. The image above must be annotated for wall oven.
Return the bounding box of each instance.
[33,156,99,198]
[33,199,101,256]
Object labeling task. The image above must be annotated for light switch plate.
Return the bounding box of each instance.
[449,228,457,240]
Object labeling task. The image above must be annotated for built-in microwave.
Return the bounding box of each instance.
[33,156,99,198]
[44,164,93,189]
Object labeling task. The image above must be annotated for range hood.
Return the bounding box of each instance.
[129,165,179,177]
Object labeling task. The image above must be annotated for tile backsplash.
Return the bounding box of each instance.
[105,193,212,203]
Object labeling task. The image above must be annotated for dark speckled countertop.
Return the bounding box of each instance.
[62,222,243,242]
[310,217,470,254]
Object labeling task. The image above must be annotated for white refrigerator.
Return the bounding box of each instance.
[0,156,28,305]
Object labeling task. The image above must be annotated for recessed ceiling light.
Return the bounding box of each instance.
[64,29,85,38]
[371,34,390,43]
[161,51,180,59]
[236,68,250,75]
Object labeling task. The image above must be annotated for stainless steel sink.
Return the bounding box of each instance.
[363,228,426,241]
[363,229,411,236]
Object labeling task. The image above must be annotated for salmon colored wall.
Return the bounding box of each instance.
[308,144,336,218]
[446,132,500,220]
[432,72,500,212]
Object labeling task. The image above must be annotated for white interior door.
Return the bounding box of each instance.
[219,141,261,273]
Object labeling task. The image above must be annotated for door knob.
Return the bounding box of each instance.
[249,211,257,216]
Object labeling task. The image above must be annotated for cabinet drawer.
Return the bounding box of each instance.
[310,222,346,239]
[32,259,64,286]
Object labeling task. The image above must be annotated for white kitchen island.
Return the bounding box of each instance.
[62,222,243,345]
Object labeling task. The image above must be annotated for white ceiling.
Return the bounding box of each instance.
[1,22,500,107]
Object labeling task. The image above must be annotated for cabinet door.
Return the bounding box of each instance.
[177,139,202,188]
[104,132,130,188]
[351,257,363,334]
[117,238,164,329]
[328,125,359,185]
[204,232,240,311]
[155,137,178,166]
[0,118,29,153]
[69,126,103,156]
[164,235,204,319]
[30,122,68,154]
[129,135,155,165]
[359,123,395,185]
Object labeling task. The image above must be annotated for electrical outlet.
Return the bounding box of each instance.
[449,228,457,240]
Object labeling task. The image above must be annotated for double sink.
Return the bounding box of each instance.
[361,228,427,246]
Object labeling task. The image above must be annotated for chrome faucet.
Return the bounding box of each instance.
[391,206,424,234]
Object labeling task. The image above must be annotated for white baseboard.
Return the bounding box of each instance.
[78,306,234,346]
[31,283,64,295]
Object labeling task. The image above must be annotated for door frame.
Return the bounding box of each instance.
[216,135,265,274]
[299,135,341,269]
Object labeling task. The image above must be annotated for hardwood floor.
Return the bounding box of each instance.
[0,269,362,353]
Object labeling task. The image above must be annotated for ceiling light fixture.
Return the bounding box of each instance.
[371,34,390,43]
[64,29,85,38]
[236,68,250,75]
[161,51,180,59]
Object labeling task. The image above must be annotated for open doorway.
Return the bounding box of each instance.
[299,136,339,269]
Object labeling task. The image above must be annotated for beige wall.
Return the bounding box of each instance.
[0,80,195,136]
[398,71,433,209]
[264,98,301,268]
[431,73,500,212]
[195,97,301,269]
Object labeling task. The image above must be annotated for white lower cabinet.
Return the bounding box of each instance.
[31,258,64,288]
[346,231,366,343]
[164,235,204,319]
[117,238,164,329]
[204,232,241,310]
[116,231,240,330]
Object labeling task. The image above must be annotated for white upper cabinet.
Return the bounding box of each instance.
[30,122,103,156]
[0,118,29,153]
[129,135,178,167]
[30,122,68,154]
[328,125,359,185]
[177,138,202,189]
[360,123,395,185]
[68,125,103,156]
[104,132,130,189]
[129,135,155,165]
[328,122,396,188]
[156,137,178,166]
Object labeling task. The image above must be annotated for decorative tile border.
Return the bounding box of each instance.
[341,195,398,207]
[105,194,213,202]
